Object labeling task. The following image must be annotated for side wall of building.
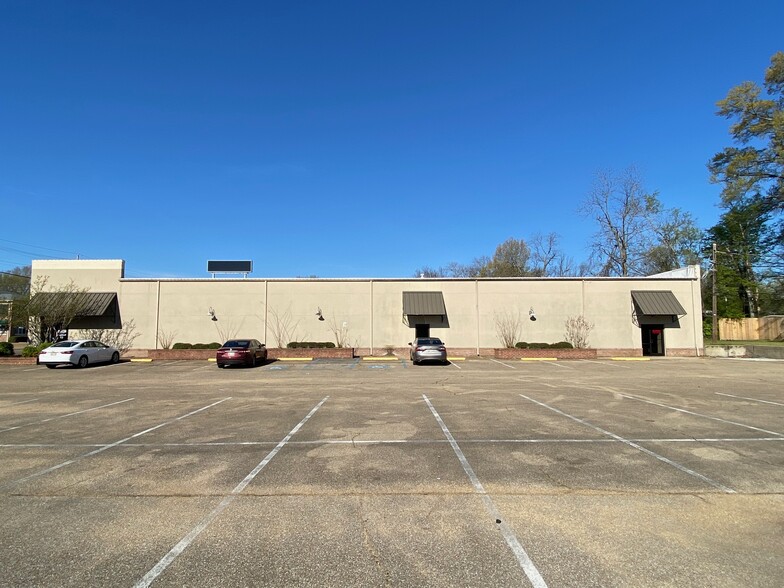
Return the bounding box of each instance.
[30,261,704,355]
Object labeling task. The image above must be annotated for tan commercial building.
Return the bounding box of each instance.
[30,259,705,356]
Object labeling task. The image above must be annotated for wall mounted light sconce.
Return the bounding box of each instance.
[208,307,218,321]
[529,307,537,321]
[316,307,325,321]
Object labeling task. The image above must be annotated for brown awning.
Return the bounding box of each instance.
[402,291,446,316]
[631,290,686,317]
[30,292,118,318]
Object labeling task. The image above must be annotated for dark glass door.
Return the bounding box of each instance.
[641,325,665,356]
[415,324,430,338]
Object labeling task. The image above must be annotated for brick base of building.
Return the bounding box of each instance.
[495,348,598,360]
[596,348,643,358]
[0,357,37,365]
[665,348,701,357]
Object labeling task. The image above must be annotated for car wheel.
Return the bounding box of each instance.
[78,355,88,368]
[217,363,225,369]
[45,364,57,369]
[111,352,120,364]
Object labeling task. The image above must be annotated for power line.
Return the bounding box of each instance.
[0,246,64,260]
[0,238,77,257]
[0,271,30,279]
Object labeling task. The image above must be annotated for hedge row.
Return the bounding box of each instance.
[172,342,222,350]
[22,342,52,357]
[0,342,14,356]
[287,342,337,348]
[515,341,574,349]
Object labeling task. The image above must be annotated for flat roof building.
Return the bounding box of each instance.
[30,260,704,357]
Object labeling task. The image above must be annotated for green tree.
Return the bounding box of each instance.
[709,52,784,219]
[478,238,533,277]
[703,197,775,318]
[0,266,31,337]
[643,207,702,274]
[22,277,91,344]
[0,265,31,298]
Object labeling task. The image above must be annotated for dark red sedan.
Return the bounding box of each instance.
[216,339,267,368]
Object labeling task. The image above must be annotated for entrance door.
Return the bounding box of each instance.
[415,324,430,338]
[641,325,665,356]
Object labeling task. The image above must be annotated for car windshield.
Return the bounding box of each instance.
[51,342,79,348]
[419,338,443,345]
[223,340,250,348]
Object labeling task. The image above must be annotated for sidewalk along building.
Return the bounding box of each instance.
[30,259,705,357]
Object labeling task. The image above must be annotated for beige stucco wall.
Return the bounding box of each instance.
[31,260,124,292]
[31,260,704,354]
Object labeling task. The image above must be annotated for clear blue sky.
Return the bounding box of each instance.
[2,1,782,278]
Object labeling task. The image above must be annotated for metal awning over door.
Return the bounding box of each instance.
[631,290,686,317]
[402,291,446,317]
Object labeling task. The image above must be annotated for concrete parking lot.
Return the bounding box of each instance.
[1,357,783,587]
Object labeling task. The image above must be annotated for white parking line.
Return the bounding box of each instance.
[1,397,41,407]
[542,361,571,369]
[3,436,784,450]
[715,392,784,407]
[489,358,517,369]
[0,398,135,434]
[611,391,784,437]
[449,361,462,370]
[133,396,329,588]
[0,397,231,490]
[424,394,548,588]
[579,359,629,368]
[519,394,736,494]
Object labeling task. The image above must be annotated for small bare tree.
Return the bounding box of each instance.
[214,318,242,344]
[24,277,91,344]
[268,307,303,348]
[494,309,522,348]
[564,315,594,349]
[157,329,177,349]
[78,319,140,354]
[327,315,351,348]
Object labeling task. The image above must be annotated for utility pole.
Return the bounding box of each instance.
[712,242,718,343]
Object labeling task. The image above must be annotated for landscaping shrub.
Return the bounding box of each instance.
[192,343,209,349]
[516,342,576,349]
[172,343,193,349]
[207,342,221,349]
[551,341,574,349]
[0,342,14,356]
[22,342,51,357]
[287,341,337,348]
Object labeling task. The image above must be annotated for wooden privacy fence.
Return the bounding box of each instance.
[719,316,784,341]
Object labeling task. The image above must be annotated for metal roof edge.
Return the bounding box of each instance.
[120,276,699,283]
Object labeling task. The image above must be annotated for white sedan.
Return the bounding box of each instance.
[38,340,121,369]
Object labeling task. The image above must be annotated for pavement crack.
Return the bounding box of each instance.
[359,496,393,587]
